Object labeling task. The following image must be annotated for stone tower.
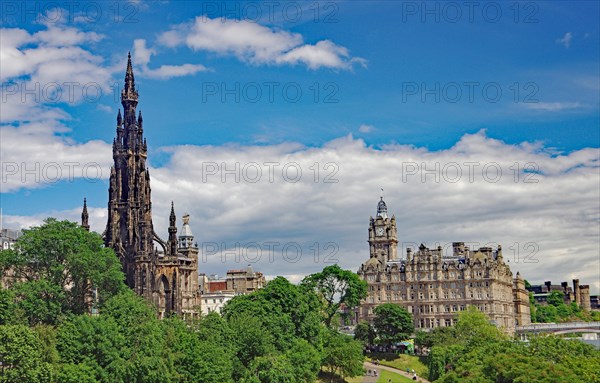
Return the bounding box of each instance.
[104,54,200,318]
[105,52,155,289]
[513,272,532,326]
[367,196,398,266]
[573,279,591,311]
[81,198,89,231]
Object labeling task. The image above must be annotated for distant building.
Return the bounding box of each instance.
[0,228,23,289]
[527,280,592,311]
[199,291,236,315]
[225,266,266,294]
[199,266,265,296]
[353,197,531,333]
[198,266,265,315]
[0,228,21,251]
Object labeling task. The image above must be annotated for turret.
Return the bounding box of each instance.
[81,198,89,231]
[377,197,388,219]
[121,52,139,129]
[179,213,195,249]
[168,202,178,256]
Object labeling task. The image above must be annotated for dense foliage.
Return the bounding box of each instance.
[372,303,414,346]
[301,264,367,328]
[423,307,600,383]
[0,219,365,383]
[529,290,600,322]
[0,219,124,326]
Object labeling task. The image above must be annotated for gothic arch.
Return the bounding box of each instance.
[157,274,174,315]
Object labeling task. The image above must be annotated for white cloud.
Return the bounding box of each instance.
[556,32,573,48]
[96,104,113,113]
[0,19,113,192]
[0,19,209,196]
[132,38,208,79]
[358,124,374,133]
[157,16,366,70]
[0,123,112,192]
[276,40,367,70]
[143,63,208,79]
[524,101,583,112]
[133,38,155,66]
[7,131,598,293]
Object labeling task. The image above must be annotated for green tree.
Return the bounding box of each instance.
[0,288,15,325]
[0,325,52,383]
[354,320,375,346]
[536,304,558,323]
[56,314,126,382]
[0,219,124,324]
[54,364,99,383]
[373,303,414,345]
[547,291,565,307]
[301,265,367,328]
[223,277,324,355]
[453,306,505,347]
[164,317,234,383]
[242,355,298,383]
[321,331,364,382]
[196,311,235,347]
[228,312,275,369]
[286,338,321,383]
[11,279,65,326]
[33,324,59,365]
[57,291,176,383]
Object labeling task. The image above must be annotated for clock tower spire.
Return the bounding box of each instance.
[368,195,398,265]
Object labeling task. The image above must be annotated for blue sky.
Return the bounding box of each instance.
[1,1,599,289]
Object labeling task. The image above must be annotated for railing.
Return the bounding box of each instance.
[517,322,600,333]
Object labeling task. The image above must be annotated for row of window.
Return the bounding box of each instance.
[366,270,491,282]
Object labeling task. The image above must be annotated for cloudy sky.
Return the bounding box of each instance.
[1,1,599,292]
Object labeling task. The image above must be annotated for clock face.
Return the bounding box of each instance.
[376,227,385,236]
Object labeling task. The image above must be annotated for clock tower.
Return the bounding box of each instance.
[367,197,398,265]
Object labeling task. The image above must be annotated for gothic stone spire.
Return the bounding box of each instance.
[81,198,89,231]
[105,54,154,289]
[168,202,178,256]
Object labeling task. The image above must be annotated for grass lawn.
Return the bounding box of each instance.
[368,353,428,378]
[376,369,416,383]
